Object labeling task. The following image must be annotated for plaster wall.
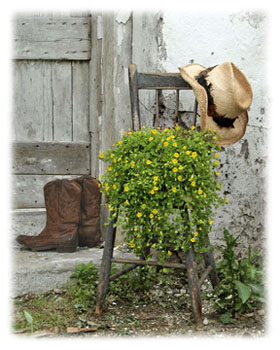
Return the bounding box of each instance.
[159,10,268,253]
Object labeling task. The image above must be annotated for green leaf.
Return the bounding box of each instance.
[219,312,234,324]
[75,263,86,271]
[23,310,34,332]
[246,282,264,296]
[234,280,252,304]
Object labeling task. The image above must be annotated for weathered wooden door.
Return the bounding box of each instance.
[11,14,101,242]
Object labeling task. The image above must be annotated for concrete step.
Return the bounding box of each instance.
[12,246,136,297]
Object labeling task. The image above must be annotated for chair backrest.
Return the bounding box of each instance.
[128,64,197,131]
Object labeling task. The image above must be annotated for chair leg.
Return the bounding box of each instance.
[95,216,117,314]
[185,244,203,325]
[203,238,219,289]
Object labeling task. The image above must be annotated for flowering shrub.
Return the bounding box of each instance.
[99,126,227,264]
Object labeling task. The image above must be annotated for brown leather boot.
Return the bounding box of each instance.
[16,179,81,253]
[74,175,102,247]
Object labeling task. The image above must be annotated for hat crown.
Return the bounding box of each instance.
[205,62,253,119]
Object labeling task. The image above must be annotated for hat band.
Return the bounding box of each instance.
[195,69,237,129]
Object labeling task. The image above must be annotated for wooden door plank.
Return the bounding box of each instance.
[12,141,90,175]
[12,174,79,208]
[72,61,90,142]
[13,16,91,60]
[12,61,53,141]
[52,62,72,141]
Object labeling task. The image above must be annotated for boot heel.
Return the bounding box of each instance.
[56,246,77,253]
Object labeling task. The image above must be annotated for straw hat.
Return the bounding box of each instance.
[179,62,253,145]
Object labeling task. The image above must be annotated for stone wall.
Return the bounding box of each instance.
[158,10,268,254]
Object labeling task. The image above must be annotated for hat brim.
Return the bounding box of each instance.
[179,64,248,146]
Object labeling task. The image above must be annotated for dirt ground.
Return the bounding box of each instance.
[13,292,265,339]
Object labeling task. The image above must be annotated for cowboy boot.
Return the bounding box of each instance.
[74,175,102,247]
[16,179,81,253]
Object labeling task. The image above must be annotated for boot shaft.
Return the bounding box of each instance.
[74,175,102,247]
[44,179,82,227]
[74,176,101,220]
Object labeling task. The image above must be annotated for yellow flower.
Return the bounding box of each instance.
[208,219,213,224]
[162,268,168,273]
[149,137,154,141]
[173,142,177,147]
[141,204,146,210]
[163,141,169,147]
[190,237,196,243]
[172,159,178,165]
[129,242,136,248]
[153,186,159,191]
[153,176,158,182]
[225,198,229,204]
[214,160,219,166]
[192,151,197,159]
[118,157,122,162]
[117,140,123,145]
[191,181,196,187]
[152,244,156,248]
[99,153,104,159]
[150,189,155,195]
[164,128,169,132]
[191,125,195,130]
[194,231,199,237]
[146,160,152,165]
[124,200,129,205]
[112,184,117,190]
[124,186,129,192]
[128,131,133,135]
[137,212,143,218]
[172,167,178,173]
[178,165,183,170]
[198,188,203,195]
[177,175,182,181]
[186,150,191,155]
[152,209,158,215]
[213,129,217,132]
[137,234,142,238]
[215,171,219,176]
[172,187,177,193]
[174,152,180,158]
[189,175,194,181]
[167,251,172,256]
[130,161,135,167]
[183,146,187,150]
[152,129,157,135]
[122,131,126,136]
[149,214,154,219]
[215,153,219,157]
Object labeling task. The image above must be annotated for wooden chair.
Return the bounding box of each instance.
[95,64,219,325]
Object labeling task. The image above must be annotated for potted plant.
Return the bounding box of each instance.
[99,125,227,265]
